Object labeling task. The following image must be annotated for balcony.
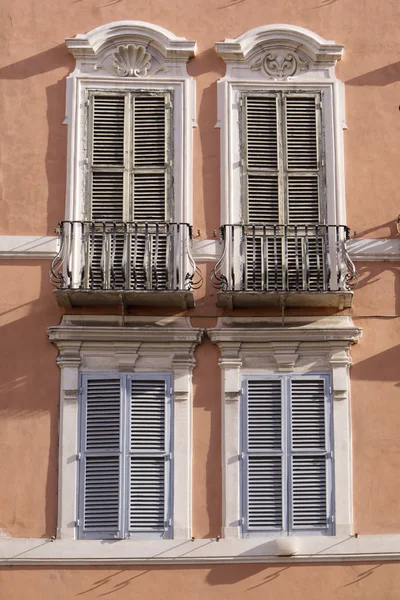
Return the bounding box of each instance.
[212,224,356,309]
[50,221,200,308]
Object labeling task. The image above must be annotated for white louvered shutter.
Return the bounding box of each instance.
[244,379,284,532]
[81,377,122,538]
[289,377,332,533]
[86,92,171,290]
[129,377,171,536]
[242,92,325,291]
[242,375,332,536]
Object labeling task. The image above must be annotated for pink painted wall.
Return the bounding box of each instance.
[0,0,400,593]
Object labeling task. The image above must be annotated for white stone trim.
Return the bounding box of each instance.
[0,535,400,564]
[208,316,361,539]
[0,236,58,259]
[2,236,400,262]
[47,315,203,541]
[347,238,400,262]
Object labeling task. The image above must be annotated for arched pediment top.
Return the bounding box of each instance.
[66,21,196,78]
[215,24,343,77]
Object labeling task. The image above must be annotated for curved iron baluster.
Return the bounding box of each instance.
[50,222,67,287]
[210,225,228,291]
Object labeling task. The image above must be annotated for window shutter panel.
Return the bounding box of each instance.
[81,378,121,537]
[129,378,169,534]
[89,95,125,221]
[245,379,283,531]
[133,95,169,222]
[245,96,280,223]
[290,378,331,531]
[285,95,321,224]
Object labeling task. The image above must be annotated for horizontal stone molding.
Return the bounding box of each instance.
[0,536,399,564]
[1,236,400,262]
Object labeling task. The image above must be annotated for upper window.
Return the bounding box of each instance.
[51,22,199,306]
[213,25,355,307]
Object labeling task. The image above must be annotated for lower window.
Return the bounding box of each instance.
[78,373,173,540]
[241,374,333,536]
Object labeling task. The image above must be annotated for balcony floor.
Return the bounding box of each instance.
[216,290,353,310]
[55,289,195,309]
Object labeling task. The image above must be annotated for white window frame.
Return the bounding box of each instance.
[47,315,203,541]
[215,24,346,227]
[64,21,196,226]
[208,315,362,545]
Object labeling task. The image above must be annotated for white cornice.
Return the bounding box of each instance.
[66,21,196,62]
[207,316,362,345]
[48,315,203,346]
[0,536,400,565]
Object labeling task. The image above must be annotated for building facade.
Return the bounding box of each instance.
[1,0,400,597]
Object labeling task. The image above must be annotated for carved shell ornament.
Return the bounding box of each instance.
[112,44,152,77]
[251,50,308,81]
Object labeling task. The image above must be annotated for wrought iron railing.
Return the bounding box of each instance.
[50,221,202,292]
[211,224,357,293]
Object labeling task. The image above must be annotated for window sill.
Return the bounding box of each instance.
[1,536,400,565]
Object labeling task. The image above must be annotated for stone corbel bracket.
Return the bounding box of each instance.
[215,24,344,79]
[66,21,196,78]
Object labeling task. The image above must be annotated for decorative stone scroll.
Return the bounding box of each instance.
[112,44,152,77]
[251,50,308,80]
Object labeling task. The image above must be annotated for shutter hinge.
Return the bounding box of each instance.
[77,452,82,461]
[75,519,80,527]
[165,517,172,527]
[241,517,244,525]
[239,98,243,107]
[326,450,333,458]
[240,452,244,461]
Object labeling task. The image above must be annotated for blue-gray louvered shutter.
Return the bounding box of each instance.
[289,377,332,533]
[128,376,171,537]
[244,379,284,532]
[80,377,122,539]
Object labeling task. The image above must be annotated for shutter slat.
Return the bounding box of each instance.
[286,96,318,171]
[91,172,124,221]
[292,457,327,528]
[246,96,279,223]
[248,457,283,529]
[92,96,125,166]
[291,379,326,451]
[129,457,165,530]
[83,378,121,533]
[129,379,167,533]
[290,378,329,531]
[133,96,167,221]
[246,380,283,530]
[84,456,120,530]
[85,379,120,450]
[131,380,166,452]
[286,95,321,224]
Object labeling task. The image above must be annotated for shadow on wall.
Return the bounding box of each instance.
[0,262,63,537]
[346,62,400,86]
[0,45,73,235]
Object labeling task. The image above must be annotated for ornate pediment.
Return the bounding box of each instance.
[66,21,196,79]
[216,24,343,79]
